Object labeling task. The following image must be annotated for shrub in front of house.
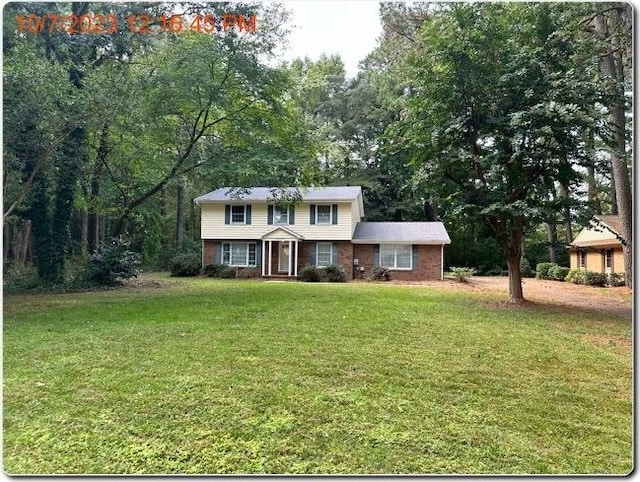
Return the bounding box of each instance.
[535,262,557,280]
[565,268,583,284]
[219,266,237,278]
[449,267,476,283]
[202,263,226,277]
[583,270,607,287]
[323,264,347,282]
[371,266,391,281]
[237,267,260,279]
[169,253,201,277]
[202,263,237,278]
[548,265,570,281]
[607,272,625,287]
[565,268,607,287]
[299,265,321,282]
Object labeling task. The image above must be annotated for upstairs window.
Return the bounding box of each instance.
[231,206,246,224]
[225,205,251,225]
[273,206,289,225]
[316,205,332,224]
[310,204,338,225]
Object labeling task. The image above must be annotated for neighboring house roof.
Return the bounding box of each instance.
[594,215,623,237]
[194,186,362,203]
[352,222,451,245]
[571,215,624,248]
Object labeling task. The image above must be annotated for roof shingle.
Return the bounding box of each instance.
[352,222,451,244]
[195,186,362,203]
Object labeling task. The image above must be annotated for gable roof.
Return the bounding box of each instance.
[261,226,304,240]
[352,222,451,245]
[594,215,623,237]
[194,186,362,203]
[571,215,624,248]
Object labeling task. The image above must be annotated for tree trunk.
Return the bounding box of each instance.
[176,178,185,252]
[88,124,108,252]
[3,222,11,260]
[545,221,557,263]
[493,218,525,303]
[506,252,524,303]
[586,164,602,215]
[14,219,31,266]
[557,183,573,245]
[80,211,88,252]
[595,5,633,288]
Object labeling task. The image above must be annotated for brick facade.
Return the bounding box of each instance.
[203,239,217,266]
[203,239,442,281]
[353,244,442,281]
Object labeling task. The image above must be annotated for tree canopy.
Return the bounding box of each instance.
[3,1,632,297]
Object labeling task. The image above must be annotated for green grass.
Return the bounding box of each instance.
[3,276,632,474]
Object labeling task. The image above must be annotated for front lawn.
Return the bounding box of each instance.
[3,276,632,474]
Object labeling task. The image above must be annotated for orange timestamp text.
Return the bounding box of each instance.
[15,13,257,35]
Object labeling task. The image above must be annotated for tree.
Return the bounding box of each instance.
[592,3,632,288]
[398,3,601,302]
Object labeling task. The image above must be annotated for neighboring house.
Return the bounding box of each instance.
[194,186,451,281]
[569,215,625,274]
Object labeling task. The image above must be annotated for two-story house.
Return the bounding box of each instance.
[194,186,451,281]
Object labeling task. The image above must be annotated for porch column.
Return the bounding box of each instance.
[440,244,444,280]
[294,240,299,277]
[288,240,293,276]
[261,241,266,276]
[268,240,273,276]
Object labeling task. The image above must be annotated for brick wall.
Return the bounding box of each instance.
[203,239,444,280]
[297,241,354,280]
[353,244,443,281]
[203,239,217,266]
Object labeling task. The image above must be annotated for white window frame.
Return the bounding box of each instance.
[604,249,613,269]
[578,250,586,268]
[273,205,289,225]
[316,205,332,225]
[316,242,333,268]
[230,205,247,225]
[379,244,413,270]
[222,242,257,267]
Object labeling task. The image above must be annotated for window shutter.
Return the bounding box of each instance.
[215,242,222,264]
[267,205,274,225]
[332,204,338,224]
[310,204,316,225]
[309,242,316,265]
[255,242,262,267]
[289,206,295,225]
[412,245,418,270]
[332,243,338,265]
[373,245,380,267]
[224,205,230,225]
[246,205,252,225]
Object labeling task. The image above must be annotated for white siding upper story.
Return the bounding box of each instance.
[199,201,358,241]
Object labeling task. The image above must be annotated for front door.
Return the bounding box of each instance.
[278,242,290,273]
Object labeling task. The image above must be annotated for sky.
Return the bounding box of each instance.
[280,1,383,78]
